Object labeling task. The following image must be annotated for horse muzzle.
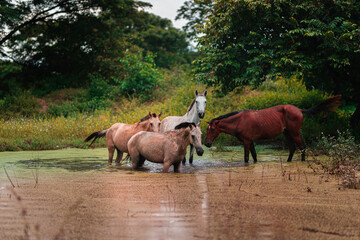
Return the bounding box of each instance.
[196,148,204,156]
[198,112,205,119]
[204,141,212,148]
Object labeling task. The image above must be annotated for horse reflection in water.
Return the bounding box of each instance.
[128,122,203,173]
[205,95,342,163]
[84,112,161,164]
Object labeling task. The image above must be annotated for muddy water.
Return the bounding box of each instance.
[0,148,360,240]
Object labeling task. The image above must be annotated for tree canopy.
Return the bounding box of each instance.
[188,0,360,102]
[0,0,189,96]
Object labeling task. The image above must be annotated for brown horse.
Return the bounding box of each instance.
[205,95,342,163]
[128,122,204,173]
[85,112,161,164]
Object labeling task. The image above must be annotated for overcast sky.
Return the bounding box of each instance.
[144,0,187,29]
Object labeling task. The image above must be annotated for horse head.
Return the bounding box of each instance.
[143,112,161,132]
[175,122,204,156]
[204,120,221,148]
[195,90,207,119]
[190,122,204,156]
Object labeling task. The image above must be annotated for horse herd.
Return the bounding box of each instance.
[85,90,342,173]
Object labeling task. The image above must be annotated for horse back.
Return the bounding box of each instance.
[107,122,145,152]
[240,105,302,140]
[160,116,183,132]
[129,131,168,163]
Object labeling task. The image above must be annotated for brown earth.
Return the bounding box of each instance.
[1,162,360,240]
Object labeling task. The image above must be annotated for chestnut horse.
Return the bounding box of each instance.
[85,112,161,164]
[128,122,204,173]
[205,95,342,163]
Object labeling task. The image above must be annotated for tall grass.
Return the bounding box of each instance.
[0,71,351,151]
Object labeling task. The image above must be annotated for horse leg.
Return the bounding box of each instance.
[163,160,171,173]
[137,155,146,168]
[115,148,123,164]
[250,142,257,163]
[283,130,296,162]
[173,162,181,173]
[108,145,115,165]
[293,135,306,161]
[182,157,186,165]
[189,144,194,164]
[243,141,251,163]
[131,150,140,170]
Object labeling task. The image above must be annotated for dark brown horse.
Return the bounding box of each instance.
[204,95,342,163]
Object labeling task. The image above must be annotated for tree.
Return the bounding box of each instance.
[131,13,189,68]
[0,0,154,93]
[176,0,214,40]
[192,0,360,122]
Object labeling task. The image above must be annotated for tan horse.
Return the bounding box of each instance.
[85,112,161,164]
[128,122,204,173]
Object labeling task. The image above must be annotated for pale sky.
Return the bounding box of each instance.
[144,0,187,29]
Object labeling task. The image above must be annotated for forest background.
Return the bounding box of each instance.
[0,0,359,151]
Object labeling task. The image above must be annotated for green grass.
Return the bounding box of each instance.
[0,71,352,151]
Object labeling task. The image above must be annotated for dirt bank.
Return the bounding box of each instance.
[1,161,360,240]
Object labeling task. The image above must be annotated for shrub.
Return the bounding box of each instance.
[308,130,360,189]
[117,49,162,100]
[0,90,40,117]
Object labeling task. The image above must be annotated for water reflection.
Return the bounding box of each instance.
[0,147,290,172]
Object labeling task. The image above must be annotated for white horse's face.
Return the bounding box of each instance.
[195,95,207,119]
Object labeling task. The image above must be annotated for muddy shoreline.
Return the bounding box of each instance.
[1,149,360,239]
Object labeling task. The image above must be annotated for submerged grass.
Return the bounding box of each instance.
[0,71,352,151]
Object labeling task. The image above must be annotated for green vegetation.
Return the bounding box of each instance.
[0,69,351,151]
[179,0,360,124]
[0,0,358,154]
[308,131,360,189]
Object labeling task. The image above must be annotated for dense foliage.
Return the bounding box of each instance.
[0,0,189,97]
[190,0,360,104]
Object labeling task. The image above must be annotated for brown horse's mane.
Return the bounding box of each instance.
[139,113,157,123]
[209,111,242,124]
[175,122,196,130]
[187,92,206,113]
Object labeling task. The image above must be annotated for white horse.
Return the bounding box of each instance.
[160,90,207,164]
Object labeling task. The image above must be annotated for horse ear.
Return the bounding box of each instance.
[158,112,162,118]
[195,90,198,96]
[197,122,201,127]
[204,90,207,96]
[148,112,152,117]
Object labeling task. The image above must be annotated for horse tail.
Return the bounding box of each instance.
[302,95,342,115]
[84,130,107,147]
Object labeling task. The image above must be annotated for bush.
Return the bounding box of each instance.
[308,130,360,189]
[117,49,162,100]
[0,90,40,118]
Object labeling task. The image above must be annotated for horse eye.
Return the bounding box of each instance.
[150,123,153,126]
[158,123,161,126]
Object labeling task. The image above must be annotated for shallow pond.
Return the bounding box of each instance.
[0,146,289,173]
[1,147,359,240]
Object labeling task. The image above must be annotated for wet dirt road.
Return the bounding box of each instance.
[0,148,360,240]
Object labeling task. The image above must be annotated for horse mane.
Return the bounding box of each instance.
[187,92,206,113]
[175,122,196,130]
[139,113,157,123]
[209,111,241,124]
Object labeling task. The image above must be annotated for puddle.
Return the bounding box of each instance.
[0,146,289,172]
[1,148,359,239]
